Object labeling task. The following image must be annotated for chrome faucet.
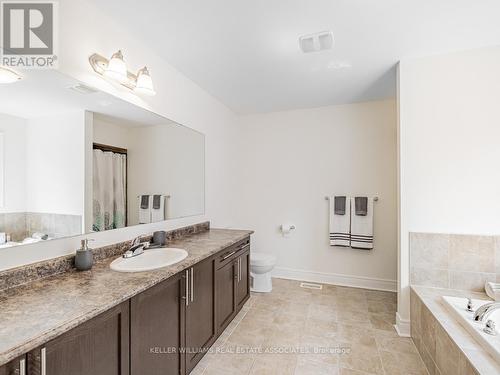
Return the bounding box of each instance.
[122,235,149,258]
[473,302,500,322]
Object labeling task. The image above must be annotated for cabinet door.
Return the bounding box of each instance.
[0,356,25,375]
[131,273,185,375]
[37,301,129,375]
[185,258,216,373]
[236,249,250,310]
[215,260,237,333]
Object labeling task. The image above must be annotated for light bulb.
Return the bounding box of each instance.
[0,66,22,83]
[104,50,128,84]
[134,67,156,96]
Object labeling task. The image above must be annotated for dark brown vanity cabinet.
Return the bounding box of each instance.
[216,239,251,333]
[129,259,217,375]
[130,273,185,375]
[236,248,250,310]
[28,301,129,375]
[215,257,238,333]
[184,258,216,373]
[4,236,251,375]
[0,356,25,375]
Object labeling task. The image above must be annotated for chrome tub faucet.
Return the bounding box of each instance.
[473,301,500,322]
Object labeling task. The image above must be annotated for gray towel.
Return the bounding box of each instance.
[32,232,49,240]
[355,197,368,216]
[140,195,149,209]
[334,196,347,215]
[153,195,162,209]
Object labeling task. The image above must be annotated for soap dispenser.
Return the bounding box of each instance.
[75,239,94,271]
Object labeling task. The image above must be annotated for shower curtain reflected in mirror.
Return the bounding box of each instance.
[93,149,127,231]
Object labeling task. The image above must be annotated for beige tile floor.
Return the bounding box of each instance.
[192,278,428,375]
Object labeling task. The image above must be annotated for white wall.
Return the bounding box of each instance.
[0,112,85,217]
[398,46,500,326]
[0,113,27,213]
[236,100,398,290]
[25,111,86,216]
[92,115,132,150]
[0,0,240,270]
[127,124,205,223]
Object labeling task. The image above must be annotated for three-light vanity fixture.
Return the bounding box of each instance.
[0,66,22,84]
[89,50,156,96]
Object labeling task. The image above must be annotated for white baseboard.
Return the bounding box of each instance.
[272,266,397,292]
[395,312,411,337]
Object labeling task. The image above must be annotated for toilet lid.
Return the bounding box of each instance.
[250,252,277,266]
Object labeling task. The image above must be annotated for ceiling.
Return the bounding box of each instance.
[89,0,500,114]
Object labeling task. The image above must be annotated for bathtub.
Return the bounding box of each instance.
[442,296,500,363]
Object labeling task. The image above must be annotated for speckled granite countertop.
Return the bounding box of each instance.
[412,285,500,374]
[0,228,252,366]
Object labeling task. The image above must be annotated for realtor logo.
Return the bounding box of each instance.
[1,1,58,68]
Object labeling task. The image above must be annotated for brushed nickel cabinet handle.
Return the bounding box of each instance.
[238,258,241,282]
[222,251,236,260]
[238,244,250,252]
[185,270,189,307]
[190,267,194,302]
[19,358,26,375]
[41,347,46,375]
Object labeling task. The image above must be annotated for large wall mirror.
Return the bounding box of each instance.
[0,70,205,250]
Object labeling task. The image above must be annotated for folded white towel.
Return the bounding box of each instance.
[485,282,500,301]
[350,197,374,249]
[151,195,165,223]
[139,195,152,224]
[329,196,350,247]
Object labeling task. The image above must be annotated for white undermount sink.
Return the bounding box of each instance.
[110,248,188,272]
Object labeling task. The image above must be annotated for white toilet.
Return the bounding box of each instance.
[250,252,277,293]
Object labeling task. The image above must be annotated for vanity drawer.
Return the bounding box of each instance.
[216,237,250,269]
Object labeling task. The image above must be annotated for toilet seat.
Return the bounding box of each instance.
[250,252,276,267]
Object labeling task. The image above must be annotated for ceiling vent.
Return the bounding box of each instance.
[68,83,99,95]
[299,31,334,53]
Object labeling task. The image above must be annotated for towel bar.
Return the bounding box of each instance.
[325,196,378,201]
[137,195,171,198]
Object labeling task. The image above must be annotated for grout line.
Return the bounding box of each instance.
[374,335,388,375]
[199,299,253,375]
[200,284,409,375]
[411,337,432,375]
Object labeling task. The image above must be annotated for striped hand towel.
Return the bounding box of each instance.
[329,196,350,247]
[350,197,374,249]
